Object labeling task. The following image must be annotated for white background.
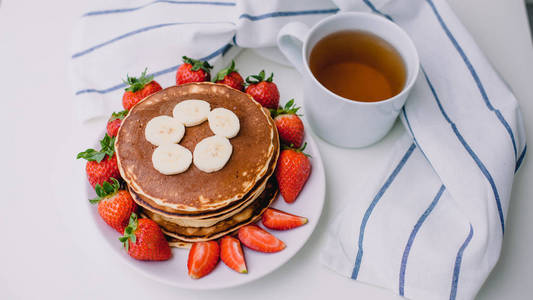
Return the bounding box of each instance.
[1,0,532,299]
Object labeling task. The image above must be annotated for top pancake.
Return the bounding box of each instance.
[116,83,275,213]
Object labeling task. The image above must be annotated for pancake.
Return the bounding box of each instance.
[116,83,276,213]
[143,179,278,242]
[127,128,279,224]
[130,179,266,227]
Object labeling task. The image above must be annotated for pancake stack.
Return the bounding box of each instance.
[115,83,279,245]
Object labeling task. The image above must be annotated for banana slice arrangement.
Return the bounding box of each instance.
[145,100,240,175]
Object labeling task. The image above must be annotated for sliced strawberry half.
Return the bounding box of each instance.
[238,225,285,253]
[220,236,247,274]
[261,208,308,230]
[187,241,220,279]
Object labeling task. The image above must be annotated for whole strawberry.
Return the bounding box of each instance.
[89,178,137,233]
[245,70,280,109]
[122,68,162,110]
[271,99,304,148]
[119,213,172,261]
[176,56,213,85]
[77,134,121,188]
[106,110,128,137]
[212,60,244,91]
[275,143,311,203]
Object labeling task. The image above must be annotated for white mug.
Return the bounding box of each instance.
[277,12,419,148]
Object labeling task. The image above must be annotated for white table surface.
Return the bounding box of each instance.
[1,0,532,299]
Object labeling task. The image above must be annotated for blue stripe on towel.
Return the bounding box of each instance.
[362,0,505,234]
[362,0,393,21]
[399,185,445,296]
[423,69,505,234]
[239,8,339,21]
[83,1,236,17]
[72,21,233,59]
[351,143,417,279]
[425,0,518,160]
[515,145,527,173]
[450,225,474,300]
[75,43,232,95]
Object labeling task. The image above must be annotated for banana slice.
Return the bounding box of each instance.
[172,100,211,127]
[193,135,233,173]
[145,116,185,146]
[152,144,192,175]
[207,108,240,138]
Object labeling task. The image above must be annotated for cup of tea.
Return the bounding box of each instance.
[277,12,419,148]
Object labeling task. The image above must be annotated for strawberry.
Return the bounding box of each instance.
[245,70,280,109]
[119,213,172,261]
[176,56,213,85]
[122,68,162,110]
[271,99,304,147]
[188,241,220,279]
[238,225,285,253]
[212,60,244,91]
[106,110,128,137]
[77,134,121,188]
[262,208,308,230]
[89,178,137,233]
[275,143,311,203]
[220,236,247,274]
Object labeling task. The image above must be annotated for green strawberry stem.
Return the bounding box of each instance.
[281,142,311,157]
[269,99,301,118]
[76,134,115,163]
[123,68,154,93]
[109,110,128,121]
[119,212,138,251]
[212,60,237,82]
[89,178,120,204]
[182,56,213,72]
[245,70,274,84]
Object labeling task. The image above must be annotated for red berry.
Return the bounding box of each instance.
[176,56,212,85]
[120,213,172,261]
[85,154,120,188]
[220,236,247,273]
[245,70,279,109]
[213,60,244,91]
[272,99,304,147]
[262,208,308,230]
[275,144,311,203]
[77,134,120,188]
[188,241,220,279]
[238,225,285,253]
[90,178,137,233]
[106,110,128,137]
[122,69,162,110]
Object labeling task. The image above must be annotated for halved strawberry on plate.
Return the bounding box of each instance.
[220,236,247,274]
[262,208,308,231]
[188,241,220,279]
[238,225,285,253]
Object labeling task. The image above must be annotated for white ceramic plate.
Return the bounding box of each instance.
[86,132,325,290]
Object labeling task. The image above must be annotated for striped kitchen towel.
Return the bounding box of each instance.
[69,0,526,299]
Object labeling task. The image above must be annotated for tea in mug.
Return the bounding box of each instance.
[309,30,406,102]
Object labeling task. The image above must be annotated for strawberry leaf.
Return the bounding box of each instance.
[182,56,213,73]
[123,68,154,93]
[212,60,236,82]
[76,134,115,162]
[281,142,311,157]
[76,149,106,163]
[89,178,120,203]
[269,99,301,118]
[120,212,138,251]
[109,110,128,122]
[246,70,274,84]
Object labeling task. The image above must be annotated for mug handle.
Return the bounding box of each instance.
[277,22,310,75]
